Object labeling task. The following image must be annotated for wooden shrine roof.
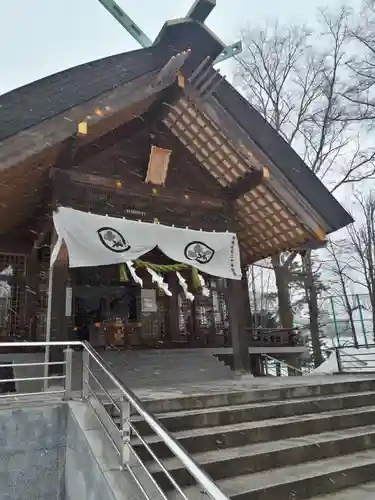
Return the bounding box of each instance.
[0,45,165,142]
[0,18,353,264]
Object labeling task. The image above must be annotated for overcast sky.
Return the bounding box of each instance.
[0,0,362,95]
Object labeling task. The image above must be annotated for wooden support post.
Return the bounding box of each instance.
[167,273,181,342]
[49,238,69,375]
[227,267,251,373]
[26,247,40,341]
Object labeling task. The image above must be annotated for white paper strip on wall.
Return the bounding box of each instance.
[53,207,241,279]
[65,286,73,317]
[176,272,195,302]
[197,271,210,298]
[145,145,172,186]
[146,268,172,296]
[141,289,157,313]
[126,261,143,287]
[0,266,12,299]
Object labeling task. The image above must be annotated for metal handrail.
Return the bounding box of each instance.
[81,341,229,500]
[0,340,229,500]
[335,348,369,373]
[261,353,307,376]
[0,341,82,347]
[339,352,367,365]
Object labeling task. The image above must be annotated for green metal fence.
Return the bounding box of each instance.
[250,292,374,348]
[322,294,373,347]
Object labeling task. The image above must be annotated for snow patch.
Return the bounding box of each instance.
[309,347,375,374]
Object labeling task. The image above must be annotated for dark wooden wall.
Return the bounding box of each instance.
[74,122,222,195]
[54,121,230,232]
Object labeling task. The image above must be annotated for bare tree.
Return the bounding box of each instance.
[325,239,360,346]
[302,252,325,365]
[345,0,375,122]
[347,191,375,340]
[235,8,375,363]
[235,9,375,190]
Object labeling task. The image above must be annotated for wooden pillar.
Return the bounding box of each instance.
[227,267,251,373]
[26,248,39,341]
[167,273,181,341]
[49,240,69,375]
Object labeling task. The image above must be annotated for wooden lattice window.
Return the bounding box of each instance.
[194,279,230,338]
[0,253,27,337]
[35,247,51,340]
[178,294,192,334]
[141,291,168,343]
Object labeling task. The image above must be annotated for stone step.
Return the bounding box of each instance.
[148,425,375,489]
[311,481,375,499]
[128,390,375,434]
[168,448,375,500]
[131,406,375,460]
[139,378,375,413]
[70,350,234,389]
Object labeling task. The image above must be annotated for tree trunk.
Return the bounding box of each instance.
[272,255,298,374]
[370,286,375,343]
[371,295,375,344]
[271,255,293,328]
[304,252,324,368]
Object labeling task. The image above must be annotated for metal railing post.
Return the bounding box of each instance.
[82,348,90,400]
[120,395,131,465]
[263,356,269,376]
[43,346,50,393]
[335,348,342,373]
[64,347,73,400]
[0,340,230,500]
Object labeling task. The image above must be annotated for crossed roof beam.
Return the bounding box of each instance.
[97,0,242,64]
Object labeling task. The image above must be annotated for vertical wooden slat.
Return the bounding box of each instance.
[167,273,180,342]
[49,233,69,375]
[227,272,250,372]
[26,247,39,341]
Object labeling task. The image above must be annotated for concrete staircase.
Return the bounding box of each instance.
[116,378,375,499]
[72,348,235,390]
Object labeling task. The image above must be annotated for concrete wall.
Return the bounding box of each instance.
[0,403,67,500]
[65,403,117,500]
[0,399,147,500]
[66,401,159,500]
[0,402,120,500]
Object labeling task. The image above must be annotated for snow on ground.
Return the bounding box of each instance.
[310,347,375,375]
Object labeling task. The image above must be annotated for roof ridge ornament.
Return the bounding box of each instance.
[185,56,223,98]
[96,0,242,64]
[152,50,191,92]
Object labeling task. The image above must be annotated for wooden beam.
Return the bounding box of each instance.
[54,134,80,169]
[0,71,164,174]
[72,86,179,166]
[0,275,25,284]
[73,113,149,165]
[187,0,215,22]
[52,169,227,210]
[224,167,267,200]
